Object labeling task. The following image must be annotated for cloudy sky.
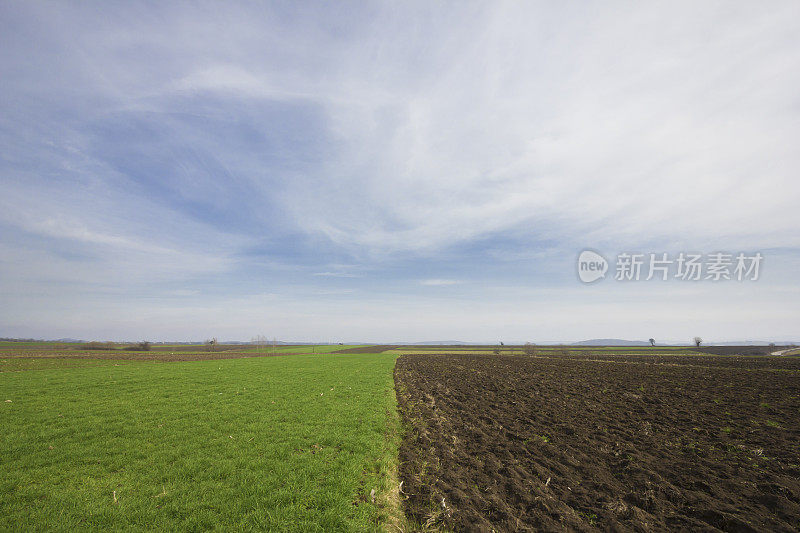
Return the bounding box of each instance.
[1,1,799,343]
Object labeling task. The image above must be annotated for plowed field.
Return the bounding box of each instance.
[395,353,800,532]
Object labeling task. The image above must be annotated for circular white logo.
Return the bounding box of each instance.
[577,250,608,283]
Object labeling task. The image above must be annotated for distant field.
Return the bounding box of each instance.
[2,341,790,358]
[0,343,364,366]
[0,349,401,531]
[0,341,361,354]
[385,346,706,357]
[0,342,75,350]
[385,344,797,358]
[252,345,366,355]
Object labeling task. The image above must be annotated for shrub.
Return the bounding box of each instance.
[123,341,151,351]
[81,342,117,351]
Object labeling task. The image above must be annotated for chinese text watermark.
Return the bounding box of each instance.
[577,250,762,284]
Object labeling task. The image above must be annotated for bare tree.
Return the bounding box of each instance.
[649,338,655,347]
[693,336,702,347]
[205,337,218,352]
[251,335,268,353]
[523,342,536,356]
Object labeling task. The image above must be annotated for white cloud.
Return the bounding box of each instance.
[420,279,461,286]
[9,2,799,257]
[274,2,800,254]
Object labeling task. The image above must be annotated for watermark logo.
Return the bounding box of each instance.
[577,250,608,283]
[577,251,763,283]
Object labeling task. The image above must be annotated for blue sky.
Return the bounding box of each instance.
[1,1,799,343]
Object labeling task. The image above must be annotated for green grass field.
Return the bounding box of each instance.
[0,351,400,531]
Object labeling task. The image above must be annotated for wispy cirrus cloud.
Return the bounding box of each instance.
[1,1,799,341]
[420,279,462,287]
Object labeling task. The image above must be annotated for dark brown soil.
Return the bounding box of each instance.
[549,351,800,370]
[395,353,800,532]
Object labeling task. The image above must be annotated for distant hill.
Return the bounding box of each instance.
[407,341,470,346]
[707,340,799,346]
[572,339,652,346]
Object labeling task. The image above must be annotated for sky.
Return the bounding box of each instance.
[1,1,799,343]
